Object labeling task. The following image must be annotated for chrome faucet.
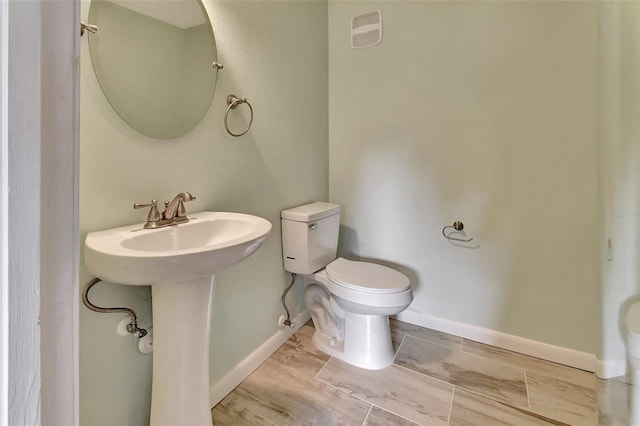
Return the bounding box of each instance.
[134,192,197,229]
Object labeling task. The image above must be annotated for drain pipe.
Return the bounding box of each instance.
[279,273,297,328]
[82,278,148,338]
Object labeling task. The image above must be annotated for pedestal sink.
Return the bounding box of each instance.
[84,212,272,426]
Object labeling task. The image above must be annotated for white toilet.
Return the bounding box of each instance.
[627,302,640,383]
[281,202,413,370]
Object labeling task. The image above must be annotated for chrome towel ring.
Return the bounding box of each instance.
[442,221,474,243]
[225,94,253,137]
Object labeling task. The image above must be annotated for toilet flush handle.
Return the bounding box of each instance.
[309,223,318,230]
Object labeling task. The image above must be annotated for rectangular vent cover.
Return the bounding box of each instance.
[351,11,382,48]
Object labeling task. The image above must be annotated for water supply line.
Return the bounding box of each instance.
[280,273,296,328]
[82,278,148,338]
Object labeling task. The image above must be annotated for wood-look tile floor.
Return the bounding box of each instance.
[212,319,602,425]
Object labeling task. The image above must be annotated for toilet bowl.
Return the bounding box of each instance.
[627,302,640,383]
[281,202,413,370]
[304,259,412,369]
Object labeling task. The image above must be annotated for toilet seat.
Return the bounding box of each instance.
[309,258,413,309]
[326,258,410,294]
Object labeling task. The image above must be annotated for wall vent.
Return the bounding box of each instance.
[351,11,382,49]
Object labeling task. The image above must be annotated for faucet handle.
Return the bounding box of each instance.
[133,200,161,224]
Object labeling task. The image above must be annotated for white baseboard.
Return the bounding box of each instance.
[209,310,312,407]
[395,309,599,373]
[596,356,626,379]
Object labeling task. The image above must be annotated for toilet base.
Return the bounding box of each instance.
[311,313,395,370]
[628,343,640,385]
[626,302,640,385]
[631,365,640,385]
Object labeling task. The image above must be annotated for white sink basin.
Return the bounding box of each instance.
[83,211,272,426]
[84,211,272,285]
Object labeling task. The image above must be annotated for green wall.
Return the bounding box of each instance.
[328,1,598,353]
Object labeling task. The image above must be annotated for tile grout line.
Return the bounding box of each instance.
[459,338,526,370]
[392,361,531,413]
[360,405,373,426]
[394,332,407,358]
[460,337,599,414]
[315,373,425,426]
[401,332,463,351]
[403,334,529,385]
[446,386,456,426]
[460,338,533,371]
[449,337,527,375]
[450,387,571,426]
[460,338,467,354]
[460,337,592,382]
[313,355,333,381]
[391,362,458,390]
[401,334,525,389]
[395,332,407,355]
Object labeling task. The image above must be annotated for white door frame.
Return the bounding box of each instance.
[1,1,80,424]
[40,0,81,424]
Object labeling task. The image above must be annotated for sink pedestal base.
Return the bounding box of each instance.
[149,276,215,426]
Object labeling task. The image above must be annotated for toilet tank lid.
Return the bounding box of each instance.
[281,202,340,222]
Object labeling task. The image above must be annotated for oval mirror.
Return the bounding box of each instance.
[88,0,218,140]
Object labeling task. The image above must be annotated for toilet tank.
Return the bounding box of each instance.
[281,202,341,274]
